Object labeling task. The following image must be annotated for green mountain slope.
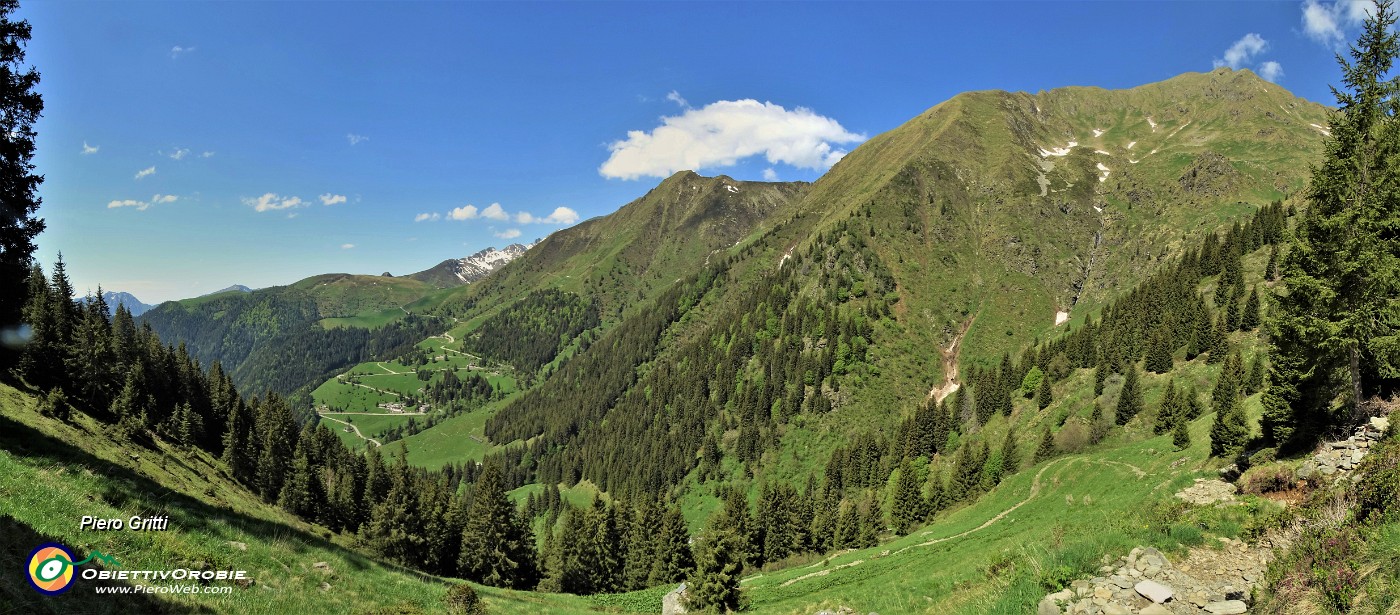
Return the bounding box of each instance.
[139,273,446,397]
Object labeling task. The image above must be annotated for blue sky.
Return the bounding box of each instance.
[19,0,1379,302]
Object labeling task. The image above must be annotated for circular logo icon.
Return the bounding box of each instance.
[26,542,76,595]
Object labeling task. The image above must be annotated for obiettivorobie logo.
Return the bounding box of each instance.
[25,542,121,595]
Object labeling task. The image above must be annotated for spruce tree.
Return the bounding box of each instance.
[1144,326,1174,374]
[1210,350,1249,458]
[1036,372,1052,409]
[1241,286,1261,331]
[1033,427,1055,464]
[891,458,924,535]
[1114,364,1143,425]
[1173,415,1192,450]
[459,462,538,589]
[685,526,747,613]
[1206,315,1229,364]
[1001,427,1020,474]
[0,0,44,371]
[1153,379,1179,435]
[1264,0,1400,449]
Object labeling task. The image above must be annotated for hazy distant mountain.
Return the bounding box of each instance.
[407,242,536,287]
[99,291,154,317]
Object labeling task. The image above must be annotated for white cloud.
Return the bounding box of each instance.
[666,90,690,108]
[107,199,144,210]
[441,203,578,226]
[200,151,215,158]
[346,133,369,146]
[170,45,195,58]
[168,148,190,160]
[1258,61,1285,82]
[599,98,865,180]
[494,228,522,239]
[1214,33,1268,69]
[244,193,306,213]
[762,168,778,181]
[134,166,156,180]
[414,212,441,222]
[341,243,355,250]
[480,203,510,221]
[107,194,178,212]
[319,193,347,206]
[515,206,580,225]
[81,141,98,155]
[1303,0,1376,46]
[447,205,479,220]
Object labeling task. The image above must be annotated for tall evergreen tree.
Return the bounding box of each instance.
[1035,372,1053,409]
[1144,326,1175,374]
[1034,427,1055,464]
[458,462,538,589]
[1210,350,1249,457]
[1114,364,1143,425]
[1264,0,1400,449]
[0,0,44,371]
[891,458,924,535]
[1241,286,1261,331]
[684,525,747,614]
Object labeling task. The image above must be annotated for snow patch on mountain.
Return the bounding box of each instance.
[434,242,537,284]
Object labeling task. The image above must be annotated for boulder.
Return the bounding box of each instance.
[1204,600,1248,614]
[1372,416,1390,433]
[1134,580,1173,604]
[662,583,688,615]
[1037,597,1061,615]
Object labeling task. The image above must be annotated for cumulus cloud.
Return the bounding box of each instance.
[1303,0,1376,46]
[319,193,347,206]
[134,166,156,180]
[1214,33,1268,69]
[346,133,369,146]
[200,151,215,158]
[599,99,865,180]
[494,228,522,239]
[168,148,190,160]
[244,193,306,213]
[447,205,478,220]
[762,168,778,181]
[81,141,99,155]
[341,243,355,249]
[436,203,580,226]
[107,194,178,212]
[480,203,510,221]
[170,45,195,58]
[515,206,580,225]
[1258,61,1285,83]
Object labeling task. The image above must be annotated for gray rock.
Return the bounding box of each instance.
[1038,598,1062,615]
[1134,580,1173,604]
[1048,589,1073,602]
[1101,604,1130,615]
[1372,416,1390,433]
[1139,605,1172,615]
[1204,600,1248,614]
[1298,461,1317,480]
[662,583,688,615]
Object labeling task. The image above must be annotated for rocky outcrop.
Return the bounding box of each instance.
[1038,540,1274,614]
[1298,417,1388,480]
[1174,479,1236,506]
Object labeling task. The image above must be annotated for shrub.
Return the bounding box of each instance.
[1056,419,1089,453]
[1355,439,1400,525]
[444,584,486,615]
[1239,463,1296,495]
